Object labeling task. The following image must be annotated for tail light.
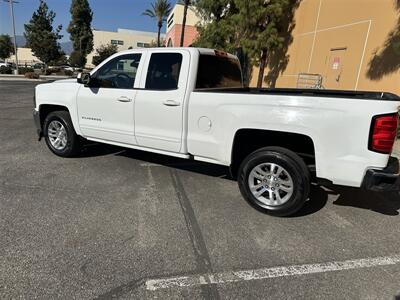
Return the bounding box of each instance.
[369,113,398,154]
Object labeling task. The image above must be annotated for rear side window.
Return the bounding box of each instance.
[196,55,243,89]
[145,53,183,90]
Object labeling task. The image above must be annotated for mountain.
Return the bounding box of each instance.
[60,41,73,55]
[14,35,26,47]
[13,35,73,55]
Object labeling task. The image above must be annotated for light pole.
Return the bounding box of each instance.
[4,0,19,74]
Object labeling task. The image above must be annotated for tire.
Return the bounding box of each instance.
[43,111,81,157]
[238,147,310,217]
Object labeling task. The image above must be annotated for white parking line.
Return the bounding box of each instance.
[146,255,400,291]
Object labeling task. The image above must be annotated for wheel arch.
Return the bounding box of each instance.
[39,104,70,129]
[39,104,82,137]
[230,128,316,178]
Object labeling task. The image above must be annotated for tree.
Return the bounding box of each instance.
[0,34,14,60]
[143,0,172,47]
[67,0,94,68]
[194,0,293,87]
[179,0,190,47]
[240,0,290,88]
[193,0,239,52]
[92,44,118,66]
[24,0,64,66]
[149,38,166,47]
[50,54,68,66]
[69,51,86,67]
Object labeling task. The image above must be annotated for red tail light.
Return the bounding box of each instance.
[369,113,398,154]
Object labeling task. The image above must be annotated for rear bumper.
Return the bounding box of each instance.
[33,109,42,139]
[362,156,400,191]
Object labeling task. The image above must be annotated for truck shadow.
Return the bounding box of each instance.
[78,143,400,217]
[292,185,400,217]
[329,186,400,216]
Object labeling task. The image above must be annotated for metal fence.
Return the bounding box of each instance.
[296,73,323,89]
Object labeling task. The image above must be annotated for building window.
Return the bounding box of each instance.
[167,13,174,28]
[137,42,150,48]
[111,40,124,45]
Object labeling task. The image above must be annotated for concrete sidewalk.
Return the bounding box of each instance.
[0,74,70,82]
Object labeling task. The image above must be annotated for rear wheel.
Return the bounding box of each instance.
[43,111,81,157]
[238,147,310,216]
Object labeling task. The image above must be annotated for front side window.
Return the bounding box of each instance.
[145,53,183,90]
[93,54,141,89]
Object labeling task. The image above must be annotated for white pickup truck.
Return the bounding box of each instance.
[33,47,400,216]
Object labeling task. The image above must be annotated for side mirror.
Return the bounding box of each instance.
[77,72,91,86]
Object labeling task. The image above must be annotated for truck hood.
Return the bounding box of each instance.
[35,77,81,108]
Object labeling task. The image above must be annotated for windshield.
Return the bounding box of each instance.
[196,54,243,89]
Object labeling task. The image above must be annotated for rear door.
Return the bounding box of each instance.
[134,50,190,152]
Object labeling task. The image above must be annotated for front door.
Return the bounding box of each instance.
[77,53,143,145]
[134,51,189,152]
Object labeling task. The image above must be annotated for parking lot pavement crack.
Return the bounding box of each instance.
[169,169,221,300]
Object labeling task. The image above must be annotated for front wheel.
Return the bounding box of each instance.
[238,147,310,217]
[43,111,81,157]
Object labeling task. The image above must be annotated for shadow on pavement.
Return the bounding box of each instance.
[331,186,400,216]
[77,143,400,217]
[117,148,232,179]
[77,142,125,158]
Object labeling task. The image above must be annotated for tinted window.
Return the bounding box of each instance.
[196,55,243,89]
[94,54,141,89]
[145,53,183,90]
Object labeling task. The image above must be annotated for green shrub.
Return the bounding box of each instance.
[18,67,35,74]
[63,70,73,76]
[24,72,40,79]
[45,67,61,75]
[0,66,12,74]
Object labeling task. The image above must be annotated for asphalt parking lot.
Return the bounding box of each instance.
[1,80,400,299]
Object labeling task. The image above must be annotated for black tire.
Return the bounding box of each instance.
[43,111,81,157]
[238,147,310,217]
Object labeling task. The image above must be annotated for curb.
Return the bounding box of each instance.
[0,77,43,82]
[0,75,71,82]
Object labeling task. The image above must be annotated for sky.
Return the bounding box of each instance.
[0,0,175,42]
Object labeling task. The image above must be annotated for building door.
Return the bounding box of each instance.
[324,47,347,89]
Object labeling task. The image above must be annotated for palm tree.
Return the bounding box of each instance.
[143,0,172,47]
[179,0,190,47]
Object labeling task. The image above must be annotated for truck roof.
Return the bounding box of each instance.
[118,47,238,60]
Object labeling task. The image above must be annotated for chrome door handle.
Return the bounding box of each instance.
[117,96,132,102]
[163,99,180,106]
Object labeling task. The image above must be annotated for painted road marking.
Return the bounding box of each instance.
[146,255,400,291]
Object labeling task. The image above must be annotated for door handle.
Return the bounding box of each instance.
[163,99,180,106]
[117,96,132,102]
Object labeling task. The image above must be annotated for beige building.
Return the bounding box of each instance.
[7,47,41,66]
[165,3,201,47]
[251,0,400,94]
[86,28,164,67]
